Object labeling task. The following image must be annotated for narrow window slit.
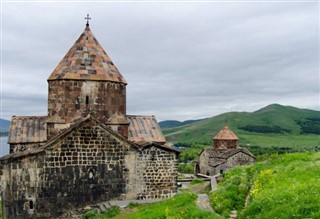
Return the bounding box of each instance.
[29,200,34,209]
[86,96,89,105]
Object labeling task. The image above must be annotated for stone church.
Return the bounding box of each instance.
[0,21,179,218]
[195,125,254,176]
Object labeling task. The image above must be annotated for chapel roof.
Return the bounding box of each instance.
[127,115,166,144]
[203,148,255,159]
[1,115,176,162]
[8,116,47,144]
[8,114,166,145]
[213,125,239,140]
[48,26,127,84]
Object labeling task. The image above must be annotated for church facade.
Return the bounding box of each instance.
[195,125,254,176]
[0,23,179,218]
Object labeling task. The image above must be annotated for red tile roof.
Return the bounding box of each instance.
[213,125,238,140]
[48,26,127,84]
[127,115,166,144]
[8,116,47,144]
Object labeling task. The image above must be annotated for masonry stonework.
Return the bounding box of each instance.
[196,125,254,176]
[1,23,179,219]
[137,147,178,199]
[48,80,126,124]
[1,118,179,218]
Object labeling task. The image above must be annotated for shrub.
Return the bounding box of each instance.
[178,163,194,173]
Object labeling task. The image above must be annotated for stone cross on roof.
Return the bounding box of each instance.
[85,14,91,26]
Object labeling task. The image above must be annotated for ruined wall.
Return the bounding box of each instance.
[136,146,178,199]
[1,121,133,218]
[47,80,126,125]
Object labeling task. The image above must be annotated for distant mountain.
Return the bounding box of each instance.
[0,118,10,131]
[159,119,204,129]
[163,104,320,147]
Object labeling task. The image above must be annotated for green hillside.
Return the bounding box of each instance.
[159,119,204,129]
[163,104,320,148]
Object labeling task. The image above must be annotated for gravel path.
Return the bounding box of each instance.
[196,194,214,212]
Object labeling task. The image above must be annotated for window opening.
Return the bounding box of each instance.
[29,200,34,210]
[86,96,89,105]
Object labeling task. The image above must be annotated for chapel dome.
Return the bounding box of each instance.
[48,26,127,84]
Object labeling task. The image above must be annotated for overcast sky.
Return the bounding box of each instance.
[1,1,319,122]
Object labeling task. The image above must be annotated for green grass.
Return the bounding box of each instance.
[209,152,320,219]
[113,192,223,219]
[240,133,320,148]
[82,206,120,219]
[209,167,252,217]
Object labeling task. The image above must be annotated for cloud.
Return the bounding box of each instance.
[1,2,319,121]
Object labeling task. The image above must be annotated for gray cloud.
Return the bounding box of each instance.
[1,2,319,121]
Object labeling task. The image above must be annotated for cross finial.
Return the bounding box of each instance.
[85,14,91,27]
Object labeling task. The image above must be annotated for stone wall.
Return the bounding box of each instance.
[198,150,254,176]
[0,154,44,218]
[136,146,178,199]
[1,121,133,218]
[214,139,237,149]
[199,151,209,175]
[47,80,126,125]
[1,120,179,218]
[226,152,254,167]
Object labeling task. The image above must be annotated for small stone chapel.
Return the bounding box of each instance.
[0,19,179,218]
[195,125,255,176]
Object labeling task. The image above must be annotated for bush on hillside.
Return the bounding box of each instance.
[296,118,320,134]
[239,125,290,134]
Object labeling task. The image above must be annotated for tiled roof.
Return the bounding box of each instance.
[204,148,255,159]
[213,125,238,140]
[127,115,166,144]
[106,112,130,125]
[8,116,47,144]
[2,115,135,161]
[209,160,226,167]
[48,26,127,84]
[1,115,177,162]
[135,142,180,153]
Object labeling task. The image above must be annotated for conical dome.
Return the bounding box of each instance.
[48,26,127,84]
[213,125,238,140]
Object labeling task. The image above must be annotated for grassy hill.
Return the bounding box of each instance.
[163,104,320,148]
[210,152,320,218]
[159,119,204,129]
